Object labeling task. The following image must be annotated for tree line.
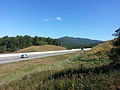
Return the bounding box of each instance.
[0,35,61,53]
[61,43,99,49]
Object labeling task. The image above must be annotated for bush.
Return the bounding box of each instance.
[108,47,120,64]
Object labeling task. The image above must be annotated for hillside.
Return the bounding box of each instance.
[58,36,104,45]
[84,39,115,59]
[15,45,67,53]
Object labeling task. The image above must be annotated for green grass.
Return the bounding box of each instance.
[1,51,119,90]
[1,56,119,90]
[0,52,79,86]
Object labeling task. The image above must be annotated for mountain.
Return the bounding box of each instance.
[58,36,104,45]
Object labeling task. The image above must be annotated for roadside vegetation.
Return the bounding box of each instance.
[0,52,79,86]
[0,51,119,90]
[0,29,120,90]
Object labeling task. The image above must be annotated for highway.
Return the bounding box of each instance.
[0,49,83,64]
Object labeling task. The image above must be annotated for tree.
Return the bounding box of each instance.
[0,46,7,53]
[24,35,33,47]
[108,28,120,64]
[112,28,120,38]
[0,35,62,53]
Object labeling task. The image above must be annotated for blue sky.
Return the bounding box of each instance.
[0,0,120,40]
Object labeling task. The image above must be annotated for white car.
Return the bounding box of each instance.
[21,54,29,58]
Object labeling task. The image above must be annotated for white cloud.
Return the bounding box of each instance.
[56,17,63,21]
[43,17,63,22]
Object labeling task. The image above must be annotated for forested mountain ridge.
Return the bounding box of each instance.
[0,35,61,53]
[57,36,104,49]
[58,36,104,44]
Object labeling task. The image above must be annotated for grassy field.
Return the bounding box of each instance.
[0,40,120,90]
[15,45,67,53]
[0,52,79,86]
[1,52,120,90]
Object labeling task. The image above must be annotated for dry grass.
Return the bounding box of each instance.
[0,51,118,90]
[85,39,115,58]
[0,52,79,86]
[15,45,67,53]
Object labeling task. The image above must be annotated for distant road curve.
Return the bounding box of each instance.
[0,48,91,64]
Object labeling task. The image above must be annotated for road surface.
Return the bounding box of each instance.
[0,49,83,64]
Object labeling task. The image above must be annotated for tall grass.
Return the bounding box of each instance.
[0,55,119,90]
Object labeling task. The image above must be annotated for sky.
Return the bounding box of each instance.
[0,0,120,41]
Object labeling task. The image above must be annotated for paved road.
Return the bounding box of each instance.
[0,49,83,64]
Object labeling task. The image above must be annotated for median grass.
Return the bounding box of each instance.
[15,45,67,53]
